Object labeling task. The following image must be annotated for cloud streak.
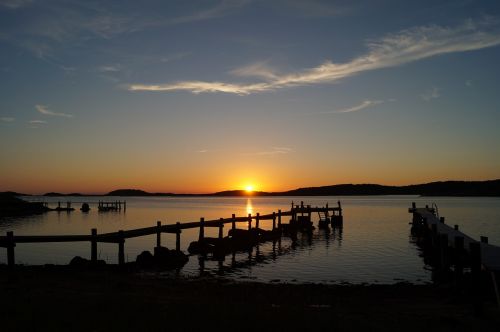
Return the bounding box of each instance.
[0,117,15,122]
[35,104,73,118]
[128,19,500,95]
[324,100,384,114]
[242,147,293,156]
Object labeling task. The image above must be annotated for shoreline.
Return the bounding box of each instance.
[1,265,500,331]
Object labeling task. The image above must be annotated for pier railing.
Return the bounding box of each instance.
[0,201,342,267]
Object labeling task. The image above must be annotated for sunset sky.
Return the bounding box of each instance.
[1,0,500,194]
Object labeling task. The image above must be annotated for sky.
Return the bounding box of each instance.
[1,0,500,194]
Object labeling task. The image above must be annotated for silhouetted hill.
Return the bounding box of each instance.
[88,179,500,197]
[43,192,83,196]
[279,180,500,196]
[106,189,175,196]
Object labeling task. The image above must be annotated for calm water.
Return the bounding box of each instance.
[1,196,500,284]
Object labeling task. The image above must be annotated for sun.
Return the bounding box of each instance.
[245,185,254,193]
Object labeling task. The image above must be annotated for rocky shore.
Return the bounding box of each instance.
[1,265,499,331]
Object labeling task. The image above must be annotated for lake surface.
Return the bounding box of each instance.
[1,196,500,284]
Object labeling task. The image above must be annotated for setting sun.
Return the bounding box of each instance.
[245,185,254,193]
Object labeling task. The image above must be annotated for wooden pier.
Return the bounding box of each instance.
[409,203,500,307]
[97,200,126,212]
[0,201,342,268]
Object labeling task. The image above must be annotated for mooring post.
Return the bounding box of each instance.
[91,228,97,263]
[272,212,276,230]
[248,214,252,230]
[124,201,126,212]
[6,231,15,268]
[440,217,445,224]
[199,218,205,242]
[470,242,482,278]
[218,218,224,239]
[256,213,260,229]
[232,214,236,230]
[480,236,488,244]
[118,230,125,265]
[469,241,483,313]
[338,201,342,216]
[431,223,438,244]
[454,235,464,278]
[412,202,416,210]
[156,221,161,248]
[278,210,282,229]
[58,201,61,209]
[439,233,449,270]
[176,222,181,252]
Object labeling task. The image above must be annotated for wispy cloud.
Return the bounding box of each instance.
[35,104,73,118]
[323,100,385,114]
[242,147,293,156]
[0,0,32,9]
[98,65,121,73]
[0,117,15,122]
[421,87,440,101]
[229,61,279,81]
[465,79,473,87]
[128,19,500,95]
[29,120,47,124]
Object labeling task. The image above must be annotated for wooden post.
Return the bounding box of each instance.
[199,218,205,242]
[58,201,61,209]
[470,241,483,313]
[91,228,97,263]
[232,214,236,230]
[156,221,161,248]
[272,212,276,230]
[454,225,459,231]
[248,214,252,230]
[338,201,342,216]
[256,213,260,229]
[480,236,488,244]
[439,233,449,269]
[7,231,15,267]
[118,230,125,265]
[440,217,445,223]
[124,201,126,212]
[278,210,282,228]
[454,235,464,278]
[470,242,481,278]
[218,218,224,239]
[176,222,181,252]
[412,202,416,209]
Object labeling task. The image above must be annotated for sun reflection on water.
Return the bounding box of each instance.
[246,198,253,215]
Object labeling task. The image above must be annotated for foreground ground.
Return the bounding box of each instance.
[1,266,499,331]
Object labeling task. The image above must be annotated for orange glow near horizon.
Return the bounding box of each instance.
[245,185,254,193]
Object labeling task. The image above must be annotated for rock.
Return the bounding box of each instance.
[136,250,155,267]
[69,256,89,267]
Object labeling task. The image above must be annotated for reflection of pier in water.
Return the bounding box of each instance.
[196,225,344,277]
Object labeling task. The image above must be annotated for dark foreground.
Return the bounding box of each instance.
[1,266,499,332]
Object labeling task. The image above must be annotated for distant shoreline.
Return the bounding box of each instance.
[5,179,500,197]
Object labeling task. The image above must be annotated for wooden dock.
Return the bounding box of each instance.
[0,201,342,267]
[409,202,500,307]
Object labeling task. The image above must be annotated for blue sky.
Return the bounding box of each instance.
[1,0,500,193]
